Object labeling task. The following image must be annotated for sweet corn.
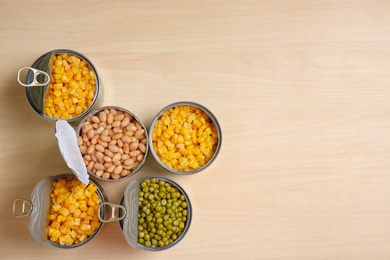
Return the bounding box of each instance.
[43,54,96,120]
[46,177,101,246]
[152,105,218,171]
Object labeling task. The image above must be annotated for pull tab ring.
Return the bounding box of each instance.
[17,67,50,87]
[13,198,33,218]
[98,202,127,223]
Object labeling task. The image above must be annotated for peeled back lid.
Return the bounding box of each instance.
[29,176,52,245]
[25,51,53,117]
[55,120,89,185]
[122,178,140,248]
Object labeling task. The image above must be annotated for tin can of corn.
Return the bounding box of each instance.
[149,101,222,174]
[17,49,103,123]
[13,173,108,248]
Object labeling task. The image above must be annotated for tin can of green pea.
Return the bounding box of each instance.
[12,173,108,249]
[149,101,222,175]
[98,176,193,251]
[17,49,103,124]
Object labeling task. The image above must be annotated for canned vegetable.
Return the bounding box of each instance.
[76,106,148,181]
[13,174,108,248]
[149,101,222,174]
[98,176,192,251]
[17,49,103,123]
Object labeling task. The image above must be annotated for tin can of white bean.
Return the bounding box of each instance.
[17,49,103,123]
[12,173,108,248]
[76,106,149,181]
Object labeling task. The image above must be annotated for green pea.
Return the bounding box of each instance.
[145,240,151,247]
[157,223,164,230]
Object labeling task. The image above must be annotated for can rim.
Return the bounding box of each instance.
[148,101,222,175]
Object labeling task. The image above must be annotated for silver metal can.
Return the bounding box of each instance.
[149,101,222,174]
[76,106,149,181]
[98,176,192,251]
[17,49,103,123]
[13,173,108,248]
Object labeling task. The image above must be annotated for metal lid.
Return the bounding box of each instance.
[29,176,52,245]
[122,178,139,248]
[55,120,89,185]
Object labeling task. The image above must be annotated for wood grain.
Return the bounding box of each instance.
[1,1,390,259]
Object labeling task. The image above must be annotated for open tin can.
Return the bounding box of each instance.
[12,173,108,248]
[98,176,192,251]
[17,49,103,123]
[76,106,149,181]
[12,119,109,248]
[149,101,222,174]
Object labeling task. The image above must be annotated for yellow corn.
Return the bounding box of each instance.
[43,54,96,120]
[152,105,219,171]
[46,177,101,246]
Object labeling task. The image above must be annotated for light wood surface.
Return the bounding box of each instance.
[1,1,390,259]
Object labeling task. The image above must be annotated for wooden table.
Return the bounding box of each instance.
[1,1,390,259]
